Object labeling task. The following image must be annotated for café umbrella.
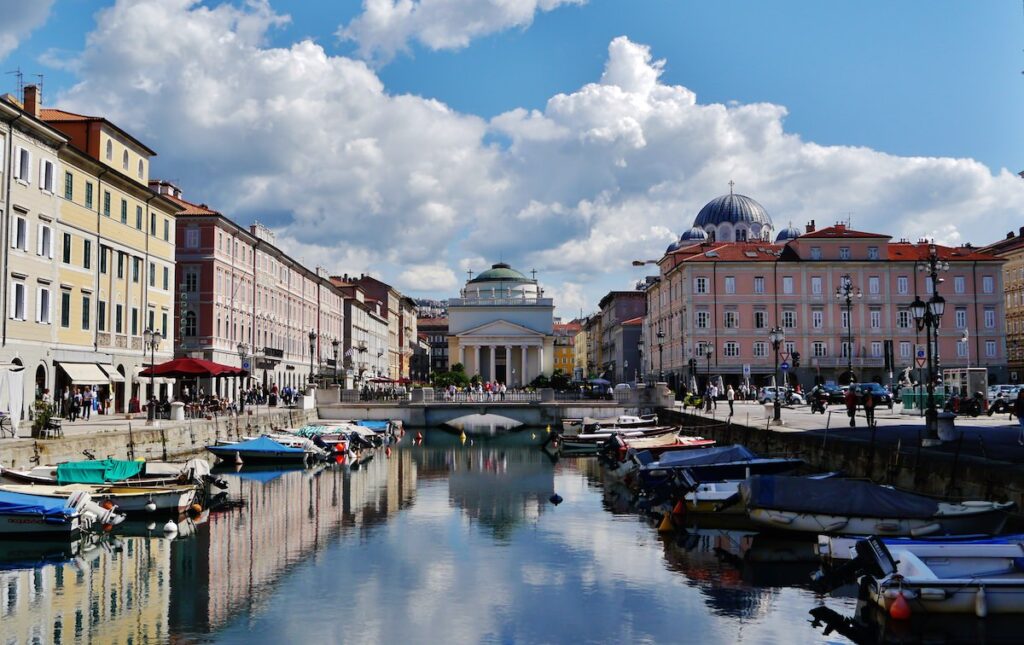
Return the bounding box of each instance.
[138,358,248,379]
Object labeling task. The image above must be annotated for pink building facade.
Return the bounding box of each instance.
[644,198,1007,390]
[156,182,344,399]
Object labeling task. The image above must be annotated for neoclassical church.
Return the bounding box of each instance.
[664,185,801,251]
[447,263,555,385]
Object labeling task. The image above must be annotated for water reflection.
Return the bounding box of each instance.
[0,429,878,643]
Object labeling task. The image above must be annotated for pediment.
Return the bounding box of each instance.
[458,320,545,338]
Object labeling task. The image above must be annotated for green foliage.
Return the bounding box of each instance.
[549,369,571,390]
[431,367,470,389]
[32,400,54,435]
[529,374,551,388]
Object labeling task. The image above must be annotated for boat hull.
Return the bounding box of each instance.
[207,446,311,465]
[869,576,1024,615]
[0,513,80,538]
[748,506,1010,537]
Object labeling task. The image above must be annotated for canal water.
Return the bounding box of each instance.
[1,429,1004,644]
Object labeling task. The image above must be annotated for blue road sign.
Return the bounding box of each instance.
[242,360,251,371]
[780,361,790,371]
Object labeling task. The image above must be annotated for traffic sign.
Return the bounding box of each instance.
[742,363,751,378]
[915,357,927,369]
[780,361,790,371]
[915,345,926,360]
[780,352,791,362]
[242,360,251,371]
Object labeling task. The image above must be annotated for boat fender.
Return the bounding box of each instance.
[889,591,911,620]
[162,520,178,535]
[549,494,563,506]
[909,523,941,538]
[962,500,995,507]
[918,588,948,602]
[672,500,686,517]
[975,587,987,618]
[144,501,157,513]
[763,511,795,525]
[821,520,848,533]
[657,513,674,533]
[546,425,551,434]
[874,522,900,534]
[146,522,157,531]
[234,451,243,465]
[191,503,203,514]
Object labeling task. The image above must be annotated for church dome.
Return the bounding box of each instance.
[468,262,529,284]
[775,225,801,243]
[694,193,772,229]
[666,240,682,253]
[680,227,709,242]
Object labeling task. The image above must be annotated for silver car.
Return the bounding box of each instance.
[759,386,805,405]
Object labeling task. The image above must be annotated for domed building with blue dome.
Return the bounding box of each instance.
[692,187,773,243]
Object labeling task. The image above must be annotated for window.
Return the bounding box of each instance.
[12,216,26,251]
[724,277,736,294]
[37,287,51,324]
[782,276,794,294]
[9,282,25,320]
[120,199,127,224]
[925,277,934,293]
[811,310,823,329]
[105,140,113,160]
[131,308,138,336]
[871,341,882,358]
[813,342,828,357]
[868,277,880,294]
[13,147,30,182]
[135,205,142,230]
[897,276,909,295]
[149,262,155,287]
[839,247,850,260]
[162,266,169,290]
[184,311,197,336]
[62,233,71,263]
[724,311,738,328]
[957,340,968,358]
[132,258,140,283]
[867,246,879,260]
[64,171,73,200]
[782,310,796,328]
[38,224,52,258]
[164,219,170,241]
[150,213,156,236]
[840,341,851,358]
[103,191,111,217]
[724,342,739,357]
[81,295,91,330]
[83,240,91,270]
[753,341,768,358]
[694,277,708,294]
[184,269,198,292]
[60,291,71,328]
[986,340,997,358]
[137,159,144,179]
[985,308,995,329]
[97,301,106,332]
[841,310,850,330]
[870,309,881,329]
[754,311,766,329]
[695,311,710,328]
[85,182,93,209]
[955,308,967,329]
[122,150,129,170]
[785,341,796,355]
[753,277,764,294]
[811,277,822,295]
[99,247,108,274]
[40,160,54,192]
[116,252,124,279]
[897,310,911,329]
[899,341,911,359]
[147,309,155,331]
[983,276,994,294]
[161,312,168,337]
[810,247,821,260]
[114,304,123,334]
[954,276,966,294]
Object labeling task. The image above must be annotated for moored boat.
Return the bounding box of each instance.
[636,445,803,490]
[560,425,677,453]
[0,483,198,515]
[1,458,212,488]
[207,435,324,465]
[0,489,125,537]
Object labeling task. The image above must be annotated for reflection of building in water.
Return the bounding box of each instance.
[170,452,416,634]
[443,448,555,539]
[0,537,171,644]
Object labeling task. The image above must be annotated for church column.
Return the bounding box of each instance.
[504,346,512,385]
[473,345,481,377]
[459,343,466,368]
[489,345,496,382]
[540,345,545,376]
[521,344,528,386]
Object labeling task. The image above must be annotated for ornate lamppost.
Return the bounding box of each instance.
[911,244,948,444]
[656,327,665,382]
[143,328,162,422]
[236,342,248,413]
[332,339,341,385]
[307,329,316,387]
[704,344,713,390]
[769,326,785,422]
[835,275,862,385]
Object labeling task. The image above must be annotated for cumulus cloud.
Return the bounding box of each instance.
[51,3,1024,317]
[339,0,587,64]
[0,1,55,62]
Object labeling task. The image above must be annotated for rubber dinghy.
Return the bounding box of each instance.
[741,475,1014,537]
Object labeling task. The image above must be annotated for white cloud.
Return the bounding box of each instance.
[0,1,55,62]
[53,4,1024,318]
[339,0,587,64]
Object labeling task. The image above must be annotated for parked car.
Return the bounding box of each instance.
[812,384,846,405]
[987,385,1019,404]
[854,383,893,408]
[758,386,805,405]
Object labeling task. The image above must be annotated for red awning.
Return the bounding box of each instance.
[139,358,248,379]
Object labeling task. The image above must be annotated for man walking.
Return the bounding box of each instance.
[863,388,876,427]
[845,386,858,428]
[726,384,735,417]
[1015,389,1024,446]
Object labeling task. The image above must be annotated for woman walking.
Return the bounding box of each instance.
[1014,389,1024,445]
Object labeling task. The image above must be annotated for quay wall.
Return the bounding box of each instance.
[0,409,317,470]
[661,409,1024,511]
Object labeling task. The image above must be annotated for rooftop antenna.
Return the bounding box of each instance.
[6,67,23,101]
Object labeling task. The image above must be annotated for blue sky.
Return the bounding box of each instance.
[3,1,1024,313]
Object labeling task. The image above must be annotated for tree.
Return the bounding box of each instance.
[431,362,470,388]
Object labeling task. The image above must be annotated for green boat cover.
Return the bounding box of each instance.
[56,459,145,485]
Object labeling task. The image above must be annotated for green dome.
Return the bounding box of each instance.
[468,263,529,284]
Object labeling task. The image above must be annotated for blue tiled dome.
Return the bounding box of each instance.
[694,193,772,229]
[775,225,802,243]
[680,227,709,242]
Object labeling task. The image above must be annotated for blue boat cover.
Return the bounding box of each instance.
[356,420,389,431]
[210,436,304,453]
[654,445,758,468]
[0,491,75,522]
[742,475,940,520]
[56,459,145,485]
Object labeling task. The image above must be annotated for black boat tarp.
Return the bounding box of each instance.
[654,445,758,467]
[742,475,940,519]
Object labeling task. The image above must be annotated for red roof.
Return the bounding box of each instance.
[40,108,95,122]
[887,242,999,263]
[675,242,784,263]
[163,192,219,216]
[799,224,890,239]
[622,316,644,326]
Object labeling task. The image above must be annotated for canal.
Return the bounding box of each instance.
[3,428,1006,644]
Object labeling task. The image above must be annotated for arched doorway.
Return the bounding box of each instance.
[34,364,46,401]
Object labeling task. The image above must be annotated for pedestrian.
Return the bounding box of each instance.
[726,384,735,417]
[1015,389,1024,446]
[863,389,875,427]
[710,383,719,409]
[82,386,92,420]
[500,382,506,401]
[845,385,858,428]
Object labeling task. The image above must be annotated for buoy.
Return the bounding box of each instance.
[658,513,674,533]
[416,431,423,441]
[162,520,178,534]
[460,432,467,444]
[144,501,157,513]
[975,587,988,618]
[191,503,203,514]
[672,500,686,516]
[545,425,551,434]
[889,591,911,620]
[234,451,243,465]
[385,446,392,457]
[146,522,157,531]
[549,493,563,505]
[102,523,113,532]
[531,433,536,440]
[100,500,115,510]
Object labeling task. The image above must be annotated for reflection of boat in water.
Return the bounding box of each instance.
[420,427,549,449]
[810,602,1024,644]
[442,414,524,434]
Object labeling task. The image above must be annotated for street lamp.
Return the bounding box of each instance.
[656,327,665,382]
[332,339,341,385]
[768,326,785,422]
[912,244,949,445]
[308,329,316,386]
[962,328,970,369]
[835,275,862,385]
[637,335,644,384]
[143,328,162,421]
[704,344,713,390]
[236,342,248,413]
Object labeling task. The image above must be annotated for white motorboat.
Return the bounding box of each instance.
[562,414,657,437]
[0,490,124,537]
[561,426,676,452]
[818,532,1024,563]
[1,458,212,488]
[0,483,197,515]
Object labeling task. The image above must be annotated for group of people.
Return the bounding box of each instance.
[442,381,509,402]
[53,386,98,421]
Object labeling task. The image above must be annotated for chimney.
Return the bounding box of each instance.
[1009,232,1016,240]
[23,84,40,118]
[1020,226,1024,237]
[805,219,815,233]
